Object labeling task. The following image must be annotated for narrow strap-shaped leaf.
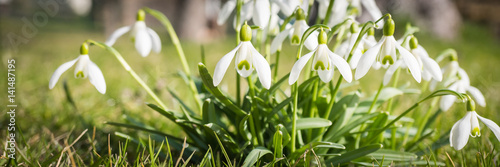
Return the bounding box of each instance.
[198,63,246,117]
[242,147,272,167]
[325,144,383,165]
[368,149,418,161]
[325,112,379,142]
[294,118,332,130]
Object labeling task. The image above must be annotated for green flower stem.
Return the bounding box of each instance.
[306,80,319,141]
[386,67,401,112]
[255,29,263,52]
[143,8,202,112]
[413,98,439,141]
[364,90,466,144]
[322,0,335,25]
[290,83,299,153]
[86,40,168,110]
[368,82,385,113]
[273,50,281,82]
[354,82,384,147]
[247,76,264,145]
[235,0,242,105]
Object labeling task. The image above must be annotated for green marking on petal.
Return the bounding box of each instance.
[362,49,368,54]
[314,61,326,71]
[291,35,300,45]
[472,127,481,137]
[382,55,394,65]
[238,60,251,70]
[76,71,85,78]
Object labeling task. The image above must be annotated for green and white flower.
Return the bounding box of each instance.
[289,29,352,84]
[270,8,318,54]
[213,24,272,89]
[450,100,500,150]
[105,9,161,57]
[355,18,421,84]
[49,43,106,94]
[217,0,271,28]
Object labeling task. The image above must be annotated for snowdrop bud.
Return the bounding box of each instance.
[383,18,395,36]
[295,8,306,20]
[80,43,89,55]
[409,36,418,50]
[240,23,252,42]
[368,27,375,36]
[467,98,476,112]
[318,29,327,45]
[350,23,359,33]
[137,9,146,21]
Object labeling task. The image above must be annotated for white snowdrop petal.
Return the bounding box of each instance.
[105,26,131,46]
[327,49,353,83]
[450,112,472,150]
[477,114,500,143]
[213,43,241,86]
[217,0,236,25]
[289,50,315,85]
[135,29,153,57]
[251,46,272,89]
[88,60,106,94]
[355,40,383,80]
[147,28,162,53]
[49,58,79,89]
[253,0,270,28]
[270,28,292,54]
[467,86,486,107]
[396,43,421,83]
[421,56,442,81]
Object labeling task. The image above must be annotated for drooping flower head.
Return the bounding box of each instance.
[213,23,272,89]
[49,43,106,94]
[450,98,500,150]
[289,29,352,84]
[270,8,318,54]
[105,9,161,57]
[404,36,442,82]
[355,17,421,85]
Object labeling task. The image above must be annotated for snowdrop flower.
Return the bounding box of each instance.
[270,8,318,54]
[317,0,348,27]
[217,0,271,28]
[450,99,500,150]
[383,36,442,85]
[49,43,106,94]
[335,23,365,69]
[105,9,161,57]
[289,29,352,84]
[355,18,421,84]
[213,24,272,89]
[272,0,308,16]
[439,65,486,111]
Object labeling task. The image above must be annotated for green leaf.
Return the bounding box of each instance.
[259,73,290,97]
[325,112,379,142]
[238,115,251,141]
[198,63,246,117]
[294,118,332,130]
[146,103,183,121]
[267,96,293,119]
[213,131,233,167]
[242,147,272,167]
[204,123,239,153]
[325,144,383,165]
[368,149,418,161]
[273,130,283,159]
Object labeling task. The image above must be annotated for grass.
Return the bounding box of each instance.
[1,15,500,166]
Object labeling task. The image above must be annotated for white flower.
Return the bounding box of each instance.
[383,36,442,85]
[272,0,308,16]
[49,43,106,94]
[289,30,352,84]
[105,10,161,57]
[270,8,318,54]
[213,24,272,89]
[217,0,271,28]
[439,67,486,111]
[450,110,500,150]
[317,0,348,27]
[355,18,421,84]
[334,23,366,69]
